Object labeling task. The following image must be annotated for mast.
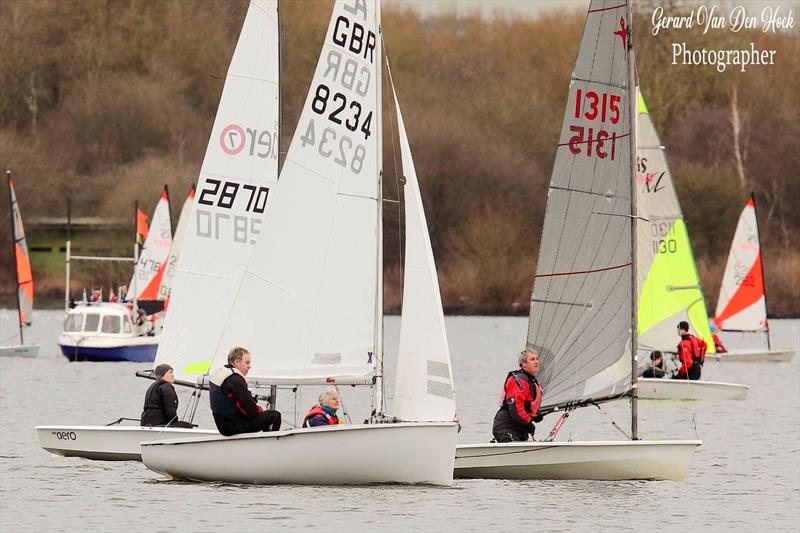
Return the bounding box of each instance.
[6,169,24,344]
[373,0,385,418]
[65,198,71,311]
[277,0,284,175]
[750,191,771,349]
[133,200,139,308]
[627,5,639,441]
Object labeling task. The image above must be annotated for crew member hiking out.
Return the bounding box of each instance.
[491,349,544,442]
[209,347,281,436]
[674,321,706,381]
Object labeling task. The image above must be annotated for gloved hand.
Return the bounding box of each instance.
[533,413,544,423]
[527,421,537,435]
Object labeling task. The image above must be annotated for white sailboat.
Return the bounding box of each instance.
[141,0,458,486]
[36,0,281,460]
[1,169,40,358]
[455,0,700,481]
[634,89,748,401]
[709,195,795,362]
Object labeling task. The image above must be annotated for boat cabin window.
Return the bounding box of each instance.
[64,313,83,332]
[122,316,133,334]
[101,315,121,334]
[83,313,100,332]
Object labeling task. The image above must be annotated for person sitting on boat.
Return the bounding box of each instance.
[134,309,153,336]
[209,347,282,437]
[491,349,543,443]
[140,364,194,428]
[302,389,345,428]
[674,321,705,381]
[641,350,667,378]
[709,322,727,353]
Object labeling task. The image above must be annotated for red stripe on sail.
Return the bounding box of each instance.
[138,260,168,301]
[715,253,764,328]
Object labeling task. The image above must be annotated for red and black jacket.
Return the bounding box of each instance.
[676,334,706,376]
[499,370,542,425]
[209,365,262,418]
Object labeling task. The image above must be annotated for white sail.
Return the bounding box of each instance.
[635,89,715,353]
[157,185,195,303]
[390,77,456,422]
[714,196,767,331]
[155,0,280,379]
[127,187,172,301]
[210,0,381,385]
[527,0,633,410]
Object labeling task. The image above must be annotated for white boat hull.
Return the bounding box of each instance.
[35,425,219,461]
[707,347,795,363]
[142,422,458,485]
[455,439,701,481]
[0,344,40,357]
[637,378,749,400]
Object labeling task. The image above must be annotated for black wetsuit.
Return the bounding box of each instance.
[140,380,193,428]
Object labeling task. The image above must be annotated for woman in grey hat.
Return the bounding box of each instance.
[140,364,193,428]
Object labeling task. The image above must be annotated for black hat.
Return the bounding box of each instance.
[154,364,173,378]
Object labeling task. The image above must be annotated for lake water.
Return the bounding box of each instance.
[1,311,798,531]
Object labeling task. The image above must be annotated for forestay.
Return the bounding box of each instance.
[635,89,715,353]
[210,0,380,385]
[714,196,767,331]
[389,74,456,422]
[8,176,34,329]
[127,187,172,301]
[158,185,195,303]
[155,0,280,380]
[527,0,633,410]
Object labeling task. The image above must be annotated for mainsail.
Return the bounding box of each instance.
[390,73,457,422]
[635,89,715,353]
[157,185,195,303]
[528,0,634,410]
[7,173,34,332]
[210,0,380,385]
[155,0,280,379]
[127,186,172,301]
[714,195,768,332]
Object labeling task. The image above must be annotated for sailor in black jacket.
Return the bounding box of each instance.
[141,364,193,428]
[209,347,281,436]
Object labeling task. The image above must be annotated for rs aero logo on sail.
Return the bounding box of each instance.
[219,123,278,159]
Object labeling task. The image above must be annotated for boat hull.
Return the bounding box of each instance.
[0,344,40,357]
[454,440,701,481]
[707,347,795,363]
[142,422,459,485]
[35,425,218,461]
[637,377,748,400]
[58,335,159,362]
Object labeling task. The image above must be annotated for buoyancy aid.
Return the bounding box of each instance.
[498,370,542,424]
[209,365,244,416]
[302,405,340,427]
[712,333,727,353]
[677,334,706,375]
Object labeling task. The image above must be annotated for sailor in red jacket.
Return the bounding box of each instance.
[710,322,727,353]
[302,389,344,428]
[492,349,544,442]
[674,321,704,381]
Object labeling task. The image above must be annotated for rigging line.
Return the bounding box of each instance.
[570,77,626,90]
[535,261,630,278]
[464,444,563,459]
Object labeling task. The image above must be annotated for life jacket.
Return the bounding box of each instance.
[712,333,727,353]
[498,370,542,422]
[688,335,707,366]
[302,405,339,427]
[209,365,241,416]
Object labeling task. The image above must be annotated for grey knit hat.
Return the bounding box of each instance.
[154,364,173,379]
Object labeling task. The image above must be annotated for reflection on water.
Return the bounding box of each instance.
[1,311,798,531]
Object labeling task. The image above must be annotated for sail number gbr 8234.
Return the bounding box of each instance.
[567,88,624,160]
[299,9,376,174]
